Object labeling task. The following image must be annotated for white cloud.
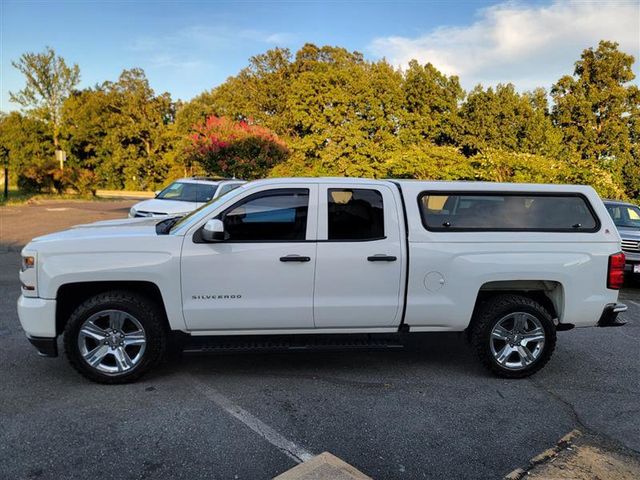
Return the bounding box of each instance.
[127,25,294,71]
[369,0,640,91]
[129,26,293,53]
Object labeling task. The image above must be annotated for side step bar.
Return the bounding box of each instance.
[183,333,405,354]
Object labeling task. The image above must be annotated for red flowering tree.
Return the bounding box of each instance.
[187,116,290,179]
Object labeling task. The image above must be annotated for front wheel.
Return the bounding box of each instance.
[63,291,167,383]
[471,294,556,378]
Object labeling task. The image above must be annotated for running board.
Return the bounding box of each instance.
[182,333,405,354]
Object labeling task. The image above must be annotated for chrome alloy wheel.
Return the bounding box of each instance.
[489,312,546,370]
[77,309,147,375]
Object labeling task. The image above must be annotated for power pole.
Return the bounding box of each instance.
[55,149,66,171]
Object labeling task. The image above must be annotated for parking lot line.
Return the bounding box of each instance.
[188,374,315,464]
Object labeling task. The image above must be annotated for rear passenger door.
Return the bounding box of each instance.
[313,184,404,328]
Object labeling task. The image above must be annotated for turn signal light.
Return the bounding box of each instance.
[607,252,625,290]
[21,255,35,272]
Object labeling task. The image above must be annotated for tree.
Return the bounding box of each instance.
[386,143,475,181]
[285,44,403,177]
[552,41,639,197]
[187,116,289,179]
[0,111,60,192]
[62,69,176,189]
[401,60,463,145]
[459,83,563,157]
[0,112,54,174]
[10,47,80,158]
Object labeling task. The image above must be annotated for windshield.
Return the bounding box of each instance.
[156,181,217,203]
[606,203,640,229]
[169,184,249,233]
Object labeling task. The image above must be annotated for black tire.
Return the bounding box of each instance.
[63,290,167,384]
[470,294,556,378]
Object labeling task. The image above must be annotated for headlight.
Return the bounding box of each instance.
[129,207,137,218]
[21,255,35,272]
[20,252,37,296]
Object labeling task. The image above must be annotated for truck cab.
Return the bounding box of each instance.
[18,178,627,383]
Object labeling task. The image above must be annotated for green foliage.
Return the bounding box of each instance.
[286,46,404,177]
[17,158,61,193]
[188,116,289,179]
[387,144,475,180]
[64,167,98,195]
[5,41,639,202]
[0,111,54,175]
[459,84,563,157]
[62,69,176,190]
[552,41,639,196]
[15,157,96,195]
[401,60,463,145]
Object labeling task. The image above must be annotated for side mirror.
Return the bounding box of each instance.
[201,219,225,242]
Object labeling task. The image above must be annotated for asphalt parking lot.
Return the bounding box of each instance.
[1,200,639,479]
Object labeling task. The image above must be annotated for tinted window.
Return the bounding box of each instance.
[605,203,640,229]
[328,188,384,240]
[157,182,217,202]
[419,193,598,231]
[223,189,309,241]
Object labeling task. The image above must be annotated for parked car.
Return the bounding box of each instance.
[128,177,245,218]
[604,200,640,276]
[18,179,627,383]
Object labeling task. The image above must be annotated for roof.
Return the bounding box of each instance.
[602,199,636,206]
[175,177,243,185]
[243,177,597,194]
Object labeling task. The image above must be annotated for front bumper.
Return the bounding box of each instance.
[17,294,57,338]
[597,303,627,327]
[624,262,639,273]
[623,250,640,273]
[27,336,58,357]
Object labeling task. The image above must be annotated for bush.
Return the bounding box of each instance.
[386,144,475,180]
[66,167,97,195]
[17,159,59,193]
[17,160,96,196]
[187,116,290,179]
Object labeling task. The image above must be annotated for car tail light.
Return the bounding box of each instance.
[607,252,625,289]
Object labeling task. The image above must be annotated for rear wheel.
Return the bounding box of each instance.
[64,291,166,383]
[471,294,556,378]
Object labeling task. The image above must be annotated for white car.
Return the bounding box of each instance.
[128,177,245,218]
[18,178,627,383]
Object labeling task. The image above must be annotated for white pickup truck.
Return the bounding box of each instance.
[18,178,628,383]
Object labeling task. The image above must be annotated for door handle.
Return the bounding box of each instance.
[280,255,311,262]
[367,255,397,262]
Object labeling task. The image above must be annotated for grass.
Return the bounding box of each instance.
[0,186,104,206]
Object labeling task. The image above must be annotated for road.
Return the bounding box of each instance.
[1,199,639,479]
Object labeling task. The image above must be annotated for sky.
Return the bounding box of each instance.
[1,0,639,111]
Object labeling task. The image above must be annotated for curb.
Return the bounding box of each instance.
[96,190,155,199]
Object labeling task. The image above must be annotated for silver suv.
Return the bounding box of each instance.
[604,200,640,276]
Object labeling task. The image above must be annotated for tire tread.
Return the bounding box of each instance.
[470,294,557,378]
[63,290,166,384]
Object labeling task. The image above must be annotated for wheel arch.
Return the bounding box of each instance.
[56,281,170,336]
[469,280,565,330]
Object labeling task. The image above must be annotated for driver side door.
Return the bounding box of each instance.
[180,185,318,332]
